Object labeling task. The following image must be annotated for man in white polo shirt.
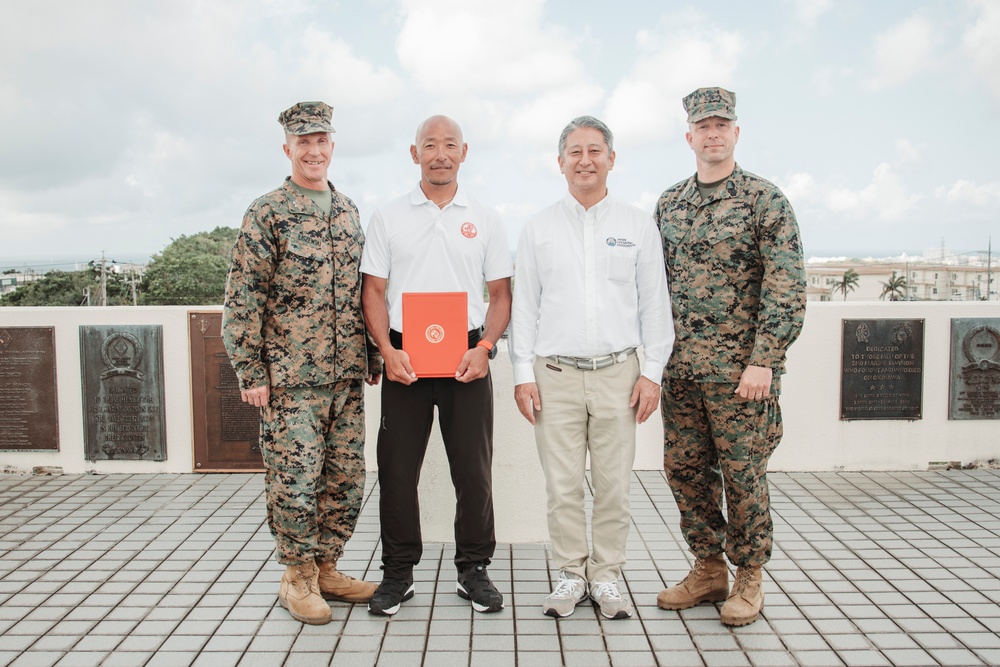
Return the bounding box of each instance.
[361,115,513,616]
[510,115,673,620]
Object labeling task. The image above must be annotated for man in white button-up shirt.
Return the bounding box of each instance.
[510,116,674,620]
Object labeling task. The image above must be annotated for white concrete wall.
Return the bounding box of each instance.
[776,301,1000,471]
[2,302,1000,542]
[0,307,197,474]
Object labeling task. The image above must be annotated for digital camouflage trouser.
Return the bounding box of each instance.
[661,376,783,567]
[261,380,366,565]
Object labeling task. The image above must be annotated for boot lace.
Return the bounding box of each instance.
[294,563,320,594]
[679,557,708,585]
[732,568,755,596]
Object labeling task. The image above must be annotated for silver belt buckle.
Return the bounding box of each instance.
[616,351,628,363]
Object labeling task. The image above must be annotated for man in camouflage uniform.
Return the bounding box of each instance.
[223,101,382,625]
[655,88,807,626]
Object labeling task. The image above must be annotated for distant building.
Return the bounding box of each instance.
[807,261,995,302]
[0,271,41,296]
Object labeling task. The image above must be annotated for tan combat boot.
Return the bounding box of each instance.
[278,561,332,625]
[720,565,763,626]
[317,560,378,603]
[657,554,729,610]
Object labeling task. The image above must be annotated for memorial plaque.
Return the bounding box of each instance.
[841,319,924,420]
[189,312,264,472]
[949,318,1000,420]
[80,325,166,461]
[0,327,59,451]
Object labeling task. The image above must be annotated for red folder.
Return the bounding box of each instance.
[402,292,469,378]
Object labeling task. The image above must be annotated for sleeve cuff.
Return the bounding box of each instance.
[237,365,269,391]
[512,361,536,386]
[641,360,665,384]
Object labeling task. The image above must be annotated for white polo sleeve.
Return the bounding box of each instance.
[360,208,390,279]
[482,211,514,281]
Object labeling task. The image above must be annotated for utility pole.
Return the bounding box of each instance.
[90,252,116,306]
[988,236,993,301]
[125,268,140,306]
[98,251,108,307]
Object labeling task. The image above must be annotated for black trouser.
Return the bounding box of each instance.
[377,329,496,580]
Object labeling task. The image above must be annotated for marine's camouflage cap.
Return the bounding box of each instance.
[278,101,336,135]
[683,87,737,124]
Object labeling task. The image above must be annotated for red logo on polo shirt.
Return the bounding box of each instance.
[461,222,477,238]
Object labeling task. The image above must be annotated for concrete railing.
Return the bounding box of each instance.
[2,302,998,543]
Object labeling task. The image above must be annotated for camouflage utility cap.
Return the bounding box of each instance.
[279,101,336,135]
[683,87,737,124]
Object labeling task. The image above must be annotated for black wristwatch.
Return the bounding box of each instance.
[476,339,498,360]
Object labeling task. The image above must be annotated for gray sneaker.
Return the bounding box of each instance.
[543,571,588,618]
[590,580,633,619]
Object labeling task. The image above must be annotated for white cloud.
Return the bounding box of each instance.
[296,26,404,106]
[963,0,1000,101]
[507,86,606,150]
[780,162,921,223]
[786,0,833,27]
[604,21,742,143]
[809,65,856,97]
[867,14,940,90]
[942,180,1000,205]
[826,163,921,220]
[396,0,584,96]
[895,138,921,166]
[0,190,69,240]
[633,191,660,215]
[778,172,820,204]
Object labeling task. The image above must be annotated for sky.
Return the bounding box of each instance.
[1,0,998,271]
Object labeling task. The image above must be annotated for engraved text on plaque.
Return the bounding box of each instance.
[189,312,264,472]
[841,319,924,420]
[949,318,1000,420]
[80,325,167,461]
[0,327,59,451]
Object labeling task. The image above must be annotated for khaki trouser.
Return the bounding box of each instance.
[533,355,639,584]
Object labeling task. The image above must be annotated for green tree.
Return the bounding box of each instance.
[831,268,860,301]
[1,270,92,306]
[879,271,907,301]
[143,227,238,305]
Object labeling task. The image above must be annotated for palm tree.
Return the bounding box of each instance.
[831,268,860,301]
[879,271,907,301]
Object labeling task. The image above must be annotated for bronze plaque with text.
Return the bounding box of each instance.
[80,325,166,461]
[0,327,59,451]
[949,318,1000,420]
[189,312,264,472]
[841,319,924,420]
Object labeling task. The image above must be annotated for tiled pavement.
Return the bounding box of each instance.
[1,470,999,667]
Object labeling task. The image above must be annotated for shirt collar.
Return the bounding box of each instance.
[282,176,335,215]
[409,184,468,208]
[681,164,743,205]
[562,191,613,221]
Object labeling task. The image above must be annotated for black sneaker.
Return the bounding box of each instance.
[367,577,414,616]
[456,563,504,613]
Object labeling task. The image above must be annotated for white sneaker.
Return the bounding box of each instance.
[542,571,588,618]
[590,580,633,619]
